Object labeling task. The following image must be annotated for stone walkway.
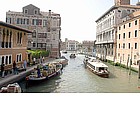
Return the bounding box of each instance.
[0,58,55,88]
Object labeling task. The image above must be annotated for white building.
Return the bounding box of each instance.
[6,4,61,58]
[95,0,140,62]
[65,38,79,51]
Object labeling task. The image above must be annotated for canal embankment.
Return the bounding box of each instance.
[0,57,68,88]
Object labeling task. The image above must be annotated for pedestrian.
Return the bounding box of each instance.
[1,63,5,78]
[33,57,36,65]
[13,61,18,74]
[40,57,43,64]
[42,57,45,62]
[23,60,27,71]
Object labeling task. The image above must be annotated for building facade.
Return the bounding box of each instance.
[82,41,95,56]
[0,21,31,72]
[95,0,140,62]
[116,10,140,67]
[6,4,61,58]
[65,38,79,51]
[115,0,130,5]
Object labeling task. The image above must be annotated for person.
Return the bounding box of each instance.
[37,65,41,78]
[23,60,27,71]
[33,57,36,65]
[1,63,5,78]
[42,57,45,62]
[13,61,18,74]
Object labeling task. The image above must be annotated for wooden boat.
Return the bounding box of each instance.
[62,50,67,53]
[70,53,76,58]
[0,83,22,93]
[84,56,109,78]
[26,62,62,84]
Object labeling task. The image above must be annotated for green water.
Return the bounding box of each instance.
[19,53,140,93]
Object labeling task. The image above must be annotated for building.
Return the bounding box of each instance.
[0,21,32,73]
[6,4,61,58]
[81,40,95,56]
[116,10,140,67]
[95,0,140,62]
[65,38,79,51]
[115,0,130,5]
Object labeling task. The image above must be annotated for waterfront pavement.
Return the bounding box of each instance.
[0,58,55,88]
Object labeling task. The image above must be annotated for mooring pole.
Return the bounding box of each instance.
[138,61,140,79]
[129,58,131,75]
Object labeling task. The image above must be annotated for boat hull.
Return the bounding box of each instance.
[86,64,109,78]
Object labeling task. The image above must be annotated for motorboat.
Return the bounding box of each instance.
[62,50,67,53]
[84,56,109,78]
[70,53,76,58]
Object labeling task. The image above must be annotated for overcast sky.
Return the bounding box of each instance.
[0,0,138,42]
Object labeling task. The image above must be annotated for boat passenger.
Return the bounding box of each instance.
[37,65,41,78]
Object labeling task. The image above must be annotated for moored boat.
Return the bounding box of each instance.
[26,62,62,85]
[62,50,67,53]
[84,56,109,78]
[0,83,22,93]
[70,53,76,58]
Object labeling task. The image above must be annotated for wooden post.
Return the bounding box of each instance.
[120,56,122,67]
[129,59,131,75]
[126,56,130,69]
[138,61,140,79]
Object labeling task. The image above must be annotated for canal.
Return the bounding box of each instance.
[20,53,140,93]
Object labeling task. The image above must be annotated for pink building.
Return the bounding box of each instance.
[116,10,140,68]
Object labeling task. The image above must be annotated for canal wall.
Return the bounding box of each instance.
[0,58,68,88]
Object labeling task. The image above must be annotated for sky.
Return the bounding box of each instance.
[0,0,139,42]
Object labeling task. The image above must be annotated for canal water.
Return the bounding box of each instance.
[20,53,140,93]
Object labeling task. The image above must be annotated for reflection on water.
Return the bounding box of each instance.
[19,53,140,93]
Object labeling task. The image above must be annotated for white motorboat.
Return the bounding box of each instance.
[84,56,109,78]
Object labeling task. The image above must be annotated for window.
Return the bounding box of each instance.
[123,25,125,29]
[34,10,38,15]
[118,53,120,57]
[135,43,137,49]
[128,32,131,38]
[119,34,121,39]
[128,43,131,49]
[123,33,125,39]
[16,54,22,62]
[27,19,29,25]
[123,43,125,49]
[135,30,138,37]
[9,55,12,64]
[135,20,137,25]
[6,56,8,65]
[129,23,131,27]
[119,44,120,48]
[32,30,36,38]
[24,9,28,14]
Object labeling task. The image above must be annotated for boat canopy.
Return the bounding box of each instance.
[88,61,108,68]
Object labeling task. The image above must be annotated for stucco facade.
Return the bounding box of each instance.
[116,10,140,67]
[6,4,61,58]
[0,21,32,72]
[65,38,79,51]
[95,0,140,62]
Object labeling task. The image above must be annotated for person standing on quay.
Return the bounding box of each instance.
[1,63,5,78]
[23,60,27,71]
[13,61,18,74]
